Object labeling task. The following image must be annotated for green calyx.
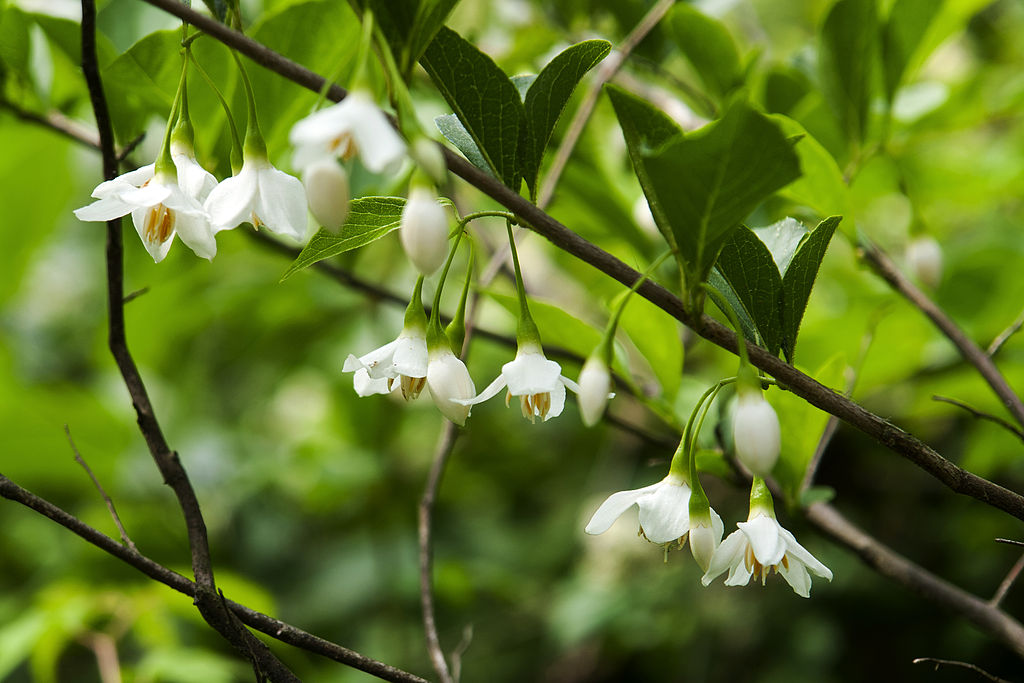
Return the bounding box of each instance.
[748,476,776,519]
[404,276,428,332]
[666,437,692,486]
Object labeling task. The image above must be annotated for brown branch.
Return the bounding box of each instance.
[80,2,297,679]
[0,473,430,683]
[66,424,136,551]
[912,657,1011,682]
[536,0,675,208]
[991,551,1024,608]
[933,395,1024,443]
[806,501,1024,658]
[138,0,1024,524]
[861,241,1024,428]
[419,422,459,683]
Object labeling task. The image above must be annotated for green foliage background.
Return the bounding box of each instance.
[1,0,1024,681]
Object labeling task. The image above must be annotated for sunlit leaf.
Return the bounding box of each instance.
[666,4,743,102]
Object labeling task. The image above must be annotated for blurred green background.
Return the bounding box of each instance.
[2,0,1024,680]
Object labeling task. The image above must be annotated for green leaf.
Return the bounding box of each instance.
[666,4,743,102]
[770,114,851,223]
[714,226,783,355]
[281,197,407,280]
[615,290,684,398]
[519,39,611,198]
[819,0,879,145]
[780,216,841,362]
[881,0,937,101]
[629,98,801,290]
[407,0,461,72]
[708,268,762,350]
[0,7,31,80]
[751,216,809,276]
[435,113,494,178]
[421,26,524,190]
[356,0,459,76]
[605,85,685,252]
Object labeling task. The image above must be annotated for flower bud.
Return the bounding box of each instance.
[302,158,350,233]
[411,137,447,186]
[577,354,611,427]
[906,235,943,288]
[401,187,449,275]
[732,393,781,477]
[426,346,476,425]
[688,509,723,573]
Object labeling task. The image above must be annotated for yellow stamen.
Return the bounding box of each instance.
[250,212,264,230]
[143,203,175,244]
[329,133,357,161]
[400,375,426,400]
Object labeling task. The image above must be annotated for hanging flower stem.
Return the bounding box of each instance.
[187,49,243,167]
[505,219,542,347]
[700,282,751,368]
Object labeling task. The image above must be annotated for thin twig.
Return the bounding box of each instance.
[450,625,473,683]
[419,422,459,683]
[80,2,297,679]
[0,473,430,683]
[141,0,1024,524]
[991,552,1024,607]
[997,538,1024,547]
[861,240,1024,428]
[988,306,1024,357]
[912,657,1011,682]
[66,425,136,551]
[0,99,102,148]
[933,395,1024,442]
[536,0,676,209]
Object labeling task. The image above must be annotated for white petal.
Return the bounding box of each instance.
[392,332,428,378]
[778,560,813,598]
[584,482,661,535]
[689,507,725,572]
[174,212,217,260]
[454,373,507,406]
[289,101,353,148]
[205,167,258,231]
[91,165,154,198]
[303,159,350,232]
[778,527,833,581]
[117,182,171,208]
[702,529,748,586]
[733,394,781,476]
[347,95,407,172]
[503,351,562,395]
[738,514,786,567]
[540,381,567,421]
[353,368,392,396]
[74,196,134,222]
[637,479,691,543]
[130,207,174,263]
[426,351,476,425]
[343,340,400,378]
[255,165,309,241]
[173,153,218,202]
[400,190,449,275]
[577,357,611,427]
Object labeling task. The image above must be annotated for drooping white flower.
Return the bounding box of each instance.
[289,90,407,173]
[303,158,350,232]
[74,153,215,263]
[584,473,691,544]
[732,392,781,477]
[204,154,308,241]
[701,512,832,598]
[343,325,428,400]
[906,235,943,288]
[426,344,476,426]
[577,353,612,427]
[400,187,449,275]
[458,344,579,422]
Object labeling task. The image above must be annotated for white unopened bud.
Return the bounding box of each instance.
[426,346,476,425]
[906,235,943,288]
[577,354,611,427]
[303,158,349,233]
[688,508,724,573]
[401,188,449,275]
[732,393,781,477]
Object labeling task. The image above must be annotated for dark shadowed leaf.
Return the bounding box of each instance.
[715,226,783,355]
[820,0,878,145]
[780,216,841,361]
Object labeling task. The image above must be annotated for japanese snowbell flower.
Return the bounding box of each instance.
[732,392,781,477]
[426,342,476,426]
[289,90,407,173]
[343,324,428,400]
[400,187,449,275]
[458,343,580,422]
[688,503,725,572]
[701,512,832,598]
[585,473,691,544]
[204,153,308,241]
[74,147,216,263]
[577,353,612,427]
[303,157,350,232]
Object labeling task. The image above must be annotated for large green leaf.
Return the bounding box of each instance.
[631,98,801,290]
[407,0,461,73]
[715,226,783,355]
[421,26,524,190]
[666,4,743,103]
[354,0,459,76]
[519,39,611,199]
[780,216,841,361]
[820,0,879,145]
[881,0,938,101]
[435,113,493,178]
[281,197,407,280]
[605,85,685,252]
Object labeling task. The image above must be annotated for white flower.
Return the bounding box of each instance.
[701,512,832,598]
[426,345,476,425]
[577,354,612,427]
[400,188,449,275]
[289,91,407,173]
[303,158,350,232]
[688,508,725,572]
[459,345,580,422]
[732,393,781,477]
[906,235,943,288]
[343,325,428,400]
[204,155,308,241]
[584,473,691,544]
[74,155,216,263]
